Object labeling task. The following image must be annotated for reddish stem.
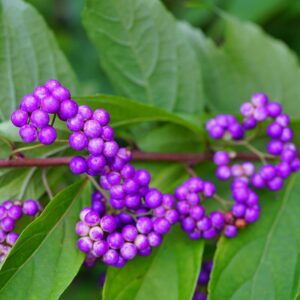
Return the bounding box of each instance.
[0,151,278,168]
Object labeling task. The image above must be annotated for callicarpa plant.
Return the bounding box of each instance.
[1,0,300,300]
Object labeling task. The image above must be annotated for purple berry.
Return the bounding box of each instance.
[77,237,93,253]
[69,132,88,151]
[58,99,78,120]
[93,240,109,257]
[103,249,119,265]
[93,109,110,126]
[210,211,224,229]
[134,234,149,250]
[120,243,137,260]
[240,102,254,117]
[1,217,14,232]
[67,114,84,131]
[41,95,60,113]
[88,138,104,155]
[69,156,87,174]
[145,189,163,209]
[38,126,57,145]
[8,205,22,220]
[213,151,230,166]
[267,122,283,139]
[203,182,215,198]
[11,109,28,127]
[103,141,119,158]
[153,217,171,234]
[107,232,124,249]
[78,105,93,120]
[137,217,153,234]
[33,86,49,100]
[251,93,268,107]
[267,140,283,155]
[100,215,116,232]
[87,155,106,173]
[75,221,90,236]
[224,225,237,238]
[135,170,151,186]
[19,124,37,143]
[216,165,231,180]
[20,94,40,112]
[52,86,71,101]
[245,208,260,223]
[23,199,39,216]
[84,120,102,138]
[6,232,19,246]
[44,79,61,91]
[84,211,100,226]
[267,102,282,118]
[102,126,114,141]
[122,225,138,242]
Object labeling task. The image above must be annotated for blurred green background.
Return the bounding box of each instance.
[26,0,300,298]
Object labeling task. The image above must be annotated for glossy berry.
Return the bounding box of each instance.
[11,109,28,127]
[19,125,37,143]
[38,126,57,145]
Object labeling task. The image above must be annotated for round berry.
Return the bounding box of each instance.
[88,138,104,155]
[78,105,93,120]
[77,237,93,253]
[23,199,39,216]
[6,232,19,246]
[84,211,100,226]
[11,109,28,127]
[107,232,124,249]
[93,109,110,126]
[224,225,237,238]
[44,79,61,91]
[93,240,109,257]
[103,141,119,158]
[84,120,102,138]
[75,221,90,236]
[20,94,40,112]
[41,95,60,113]
[100,215,116,232]
[69,132,88,151]
[33,86,49,100]
[135,170,151,186]
[8,205,22,220]
[103,249,119,265]
[87,155,106,173]
[120,243,137,260]
[52,86,71,101]
[69,156,87,174]
[145,189,163,208]
[1,217,14,232]
[58,99,78,120]
[19,124,37,143]
[122,224,138,242]
[38,125,57,145]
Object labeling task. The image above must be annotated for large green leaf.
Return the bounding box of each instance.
[103,225,204,300]
[0,0,77,121]
[209,173,300,300]
[185,15,300,117]
[75,95,203,135]
[0,179,90,300]
[82,0,204,114]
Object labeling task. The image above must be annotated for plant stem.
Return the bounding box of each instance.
[42,169,53,200]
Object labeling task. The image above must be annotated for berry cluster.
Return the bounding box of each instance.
[10,80,74,145]
[10,83,300,272]
[0,199,41,263]
[174,178,224,240]
[193,260,213,300]
[75,192,173,268]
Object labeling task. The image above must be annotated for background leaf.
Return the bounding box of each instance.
[0,0,77,120]
[75,95,203,135]
[0,179,90,300]
[103,225,204,300]
[82,0,204,114]
[209,173,300,300]
[185,15,300,117]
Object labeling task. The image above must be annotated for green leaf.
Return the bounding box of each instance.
[82,0,204,114]
[103,225,204,300]
[225,0,287,22]
[0,0,77,120]
[75,95,203,135]
[209,173,300,300]
[0,179,90,300]
[135,123,203,153]
[186,15,300,118]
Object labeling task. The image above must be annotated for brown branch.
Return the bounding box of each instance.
[0,151,279,169]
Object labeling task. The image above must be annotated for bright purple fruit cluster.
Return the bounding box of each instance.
[0,199,41,263]
[75,192,173,268]
[10,80,74,145]
[10,83,300,271]
[193,260,213,300]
